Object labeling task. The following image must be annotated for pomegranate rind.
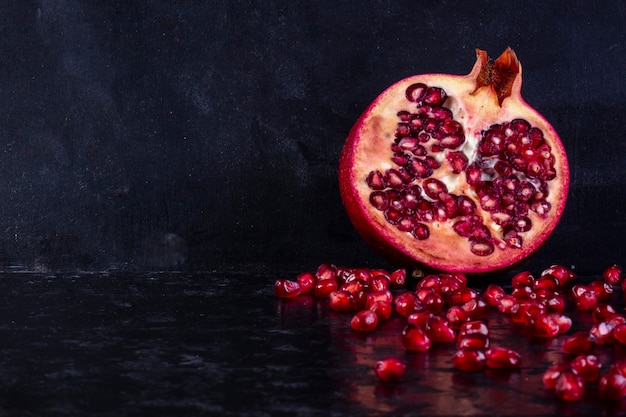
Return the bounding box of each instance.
[338,49,569,273]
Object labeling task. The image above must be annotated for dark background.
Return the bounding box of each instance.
[0,0,624,275]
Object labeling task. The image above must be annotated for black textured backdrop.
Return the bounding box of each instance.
[0,1,624,274]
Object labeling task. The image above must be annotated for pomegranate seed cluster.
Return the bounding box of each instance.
[274,262,626,402]
[365,82,557,256]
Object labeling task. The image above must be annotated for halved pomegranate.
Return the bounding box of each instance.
[339,48,569,273]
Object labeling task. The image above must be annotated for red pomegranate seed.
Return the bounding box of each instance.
[422,291,445,314]
[274,279,302,298]
[340,278,368,296]
[530,313,560,338]
[588,280,613,301]
[598,370,626,400]
[365,290,393,308]
[485,347,522,369]
[589,321,615,345]
[369,300,393,321]
[496,294,518,314]
[458,334,490,350]
[542,364,566,389]
[511,270,535,288]
[296,272,316,293]
[610,360,626,377]
[452,349,487,372]
[374,357,407,382]
[541,264,576,287]
[570,354,602,382]
[614,323,626,345]
[417,274,442,291]
[329,290,357,313]
[370,275,390,292]
[552,314,573,334]
[350,310,379,332]
[316,263,338,281]
[533,274,560,291]
[447,288,478,306]
[389,268,407,288]
[446,306,470,329]
[562,331,596,355]
[511,285,534,300]
[394,291,422,317]
[511,299,546,326]
[484,284,505,306]
[555,371,584,402]
[461,297,489,320]
[602,263,623,286]
[543,293,566,314]
[458,320,489,340]
[402,324,432,351]
[592,303,616,323]
[313,279,338,298]
[425,316,456,343]
[407,311,433,329]
[572,287,598,311]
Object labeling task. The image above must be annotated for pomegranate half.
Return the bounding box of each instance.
[339,48,569,273]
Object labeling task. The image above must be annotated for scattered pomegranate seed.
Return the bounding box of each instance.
[402,324,431,351]
[555,371,585,402]
[374,357,407,382]
[389,268,407,288]
[570,354,602,382]
[313,279,338,298]
[369,300,393,321]
[452,349,487,372]
[484,284,505,306]
[598,370,626,400]
[562,331,596,355]
[485,347,522,369]
[542,364,566,389]
[602,263,623,286]
[351,310,379,332]
[329,290,357,313]
[274,279,301,298]
[296,272,316,293]
[424,315,456,343]
[614,323,626,345]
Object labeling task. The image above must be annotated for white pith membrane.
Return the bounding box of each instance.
[344,50,569,271]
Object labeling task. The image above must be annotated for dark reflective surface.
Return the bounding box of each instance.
[0,272,624,416]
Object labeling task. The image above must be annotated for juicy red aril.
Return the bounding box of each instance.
[603,263,623,286]
[407,312,433,329]
[394,291,422,317]
[589,322,615,345]
[296,272,316,293]
[458,320,490,340]
[389,268,407,288]
[562,331,596,355]
[313,279,339,298]
[365,290,393,308]
[541,265,575,287]
[374,357,407,382]
[452,349,487,372]
[588,280,613,301]
[614,323,626,345]
[485,347,522,369]
[351,310,379,332]
[496,294,517,314]
[425,316,456,343]
[511,271,534,288]
[316,263,338,281]
[571,285,598,311]
[402,324,432,351]
[598,371,626,400]
[422,292,445,314]
[458,334,490,350]
[543,364,566,389]
[530,314,561,338]
[369,301,393,321]
[274,279,301,298]
[511,300,545,326]
[555,371,585,402]
[329,291,357,313]
[484,284,505,306]
[570,354,602,382]
[370,275,390,292]
[461,298,489,320]
[592,303,616,323]
[446,306,470,329]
